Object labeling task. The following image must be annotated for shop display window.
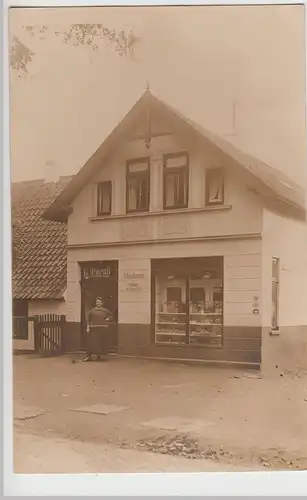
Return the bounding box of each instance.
[153,258,223,347]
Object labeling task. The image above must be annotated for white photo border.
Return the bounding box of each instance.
[2,0,307,496]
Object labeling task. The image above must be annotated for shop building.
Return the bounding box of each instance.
[44,90,307,372]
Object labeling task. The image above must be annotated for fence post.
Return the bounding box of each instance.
[33,316,39,351]
[60,315,66,353]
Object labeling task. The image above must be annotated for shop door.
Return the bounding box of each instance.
[80,262,118,353]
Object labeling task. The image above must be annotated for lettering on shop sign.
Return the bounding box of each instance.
[126,282,142,292]
[123,272,145,293]
[82,265,111,280]
[124,272,145,280]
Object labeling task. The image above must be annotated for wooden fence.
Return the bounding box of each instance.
[35,314,66,356]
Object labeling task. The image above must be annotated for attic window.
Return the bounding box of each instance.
[206,167,224,206]
[163,152,189,210]
[97,181,112,216]
[126,157,150,213]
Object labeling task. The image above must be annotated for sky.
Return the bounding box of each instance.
[9,5,307,186]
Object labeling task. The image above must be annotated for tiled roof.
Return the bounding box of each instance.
[12,176,73,300]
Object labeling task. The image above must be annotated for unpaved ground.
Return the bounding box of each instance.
[13,354,307,473]
[14,429,255,473]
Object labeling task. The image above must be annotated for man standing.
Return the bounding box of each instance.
[84,297,112,362]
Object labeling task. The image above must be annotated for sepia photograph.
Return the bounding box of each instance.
[9,2,307,481]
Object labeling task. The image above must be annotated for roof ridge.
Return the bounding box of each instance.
[12,174,75,186]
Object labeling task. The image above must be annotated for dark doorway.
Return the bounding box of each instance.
[80,261,118,353]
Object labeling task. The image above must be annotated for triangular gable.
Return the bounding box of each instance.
[43,90,306,222]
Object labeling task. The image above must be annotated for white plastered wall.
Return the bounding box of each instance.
[66,237,262,329]
[67,132,262,247]
[261,209,307,373]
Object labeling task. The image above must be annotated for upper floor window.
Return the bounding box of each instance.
[97,181,112,216]
[205,167,224,206]
[126,157,150,213]
[163,152,189,210]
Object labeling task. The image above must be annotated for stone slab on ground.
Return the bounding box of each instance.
[142,416,214,433]
[70,404,129,416]
[14,406,45,421]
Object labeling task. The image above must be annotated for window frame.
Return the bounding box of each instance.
[205,167,224,206]
[163,152,189,210]
[96,181,112,216]
[271,257,280,332]
[151,257,224,347]
[126,157,150,214]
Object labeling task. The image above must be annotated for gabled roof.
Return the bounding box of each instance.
[43,90,306,222]
[12,176,73,300]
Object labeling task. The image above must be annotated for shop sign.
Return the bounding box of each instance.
[122,271,145,293]
[82,263,112,280]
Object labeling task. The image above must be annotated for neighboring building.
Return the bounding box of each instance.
[43,90,307,373]
[12,177,71,351]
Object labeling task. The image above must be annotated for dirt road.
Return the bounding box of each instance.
[13,354,307,473]
[14,428,256,473]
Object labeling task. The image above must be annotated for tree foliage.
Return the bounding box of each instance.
[56,24,140,56]
[10,24,140,75]
[10,36,35,73]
